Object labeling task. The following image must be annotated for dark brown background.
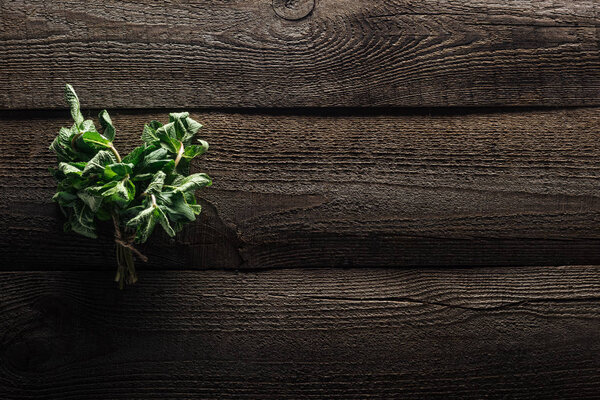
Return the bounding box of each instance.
[1,0,600,398]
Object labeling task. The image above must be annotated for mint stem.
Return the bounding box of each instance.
[109,144,122,163]
[112,211,139,289]
[174,141,184,167]
[114,241,136,289]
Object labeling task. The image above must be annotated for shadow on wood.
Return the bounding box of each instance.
[1,266,599,399]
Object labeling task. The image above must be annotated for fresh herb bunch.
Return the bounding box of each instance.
[49,84,212,288]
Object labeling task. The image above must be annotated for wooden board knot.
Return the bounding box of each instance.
[272,0,315,20]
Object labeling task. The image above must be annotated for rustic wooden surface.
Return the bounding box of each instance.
[1,266,600,399]
[1,0,600,108]
[2,0,599,397]
[2,107,600,270]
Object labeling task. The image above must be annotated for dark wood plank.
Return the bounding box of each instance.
[2,108,600,270]
[1,0,599,108]
[1,266,599,399]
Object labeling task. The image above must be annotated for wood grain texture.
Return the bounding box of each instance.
[1,266,599,399]
[1,107,600,270]
[1,0,600,108]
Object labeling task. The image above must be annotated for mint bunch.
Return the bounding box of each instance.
[49,85,212,288]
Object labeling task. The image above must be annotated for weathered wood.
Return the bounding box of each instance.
[1,266,599,399]
[2,107,600,270]
[1,0,599,108]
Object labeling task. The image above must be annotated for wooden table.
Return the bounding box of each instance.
[1,1,599,398]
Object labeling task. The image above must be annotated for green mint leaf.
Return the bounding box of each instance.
[126,206,154,228]
[52,191,78,207]
[98,110,116,141]
[155,207,175,237]
[95,207,112,221]
[173,173,212,193]
[49,127,76,161]
[159,137,181,154]
[183,142,209,159]
[142,124,159,144]
[169,112,189,122]
[144,147,169,162]
[175,158,191,176]
[81,119,97,133]
[182,116,203,144]
[65,200,97,239]
[184,116,202,135]
[101,179,135,206]
[103,163,134,180]
[149,121,163,130]
[173,118,187,141]
[65,84,84,127]
[155,122,181,153]
[131,173,155,182]
[141,121,163,144]
[125,206,157,243]
[58,162,84,177]
[81,131,111,148]
[122,145,146,164]
[159,191,196,223]
[167,113,203,144]
[138,148,175,174]
[145,171,166,194]
[77,186,104,212]
[82,150,116,175]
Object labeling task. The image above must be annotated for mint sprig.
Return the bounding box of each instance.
[49,84,212,288]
